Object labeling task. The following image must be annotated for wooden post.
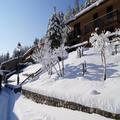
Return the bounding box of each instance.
[115,45,117,54]
[82,61,87,76]
[84,61,87,72]
[0,75,2,92]
[82,63,85,76]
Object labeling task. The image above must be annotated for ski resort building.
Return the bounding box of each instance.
[66,0,120,46]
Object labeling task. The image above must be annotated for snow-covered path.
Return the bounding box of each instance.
[0,89,9,120]
[13,94,114,120]
[0,88,19,120]
[0,89,114,120]
[6,89,19,120]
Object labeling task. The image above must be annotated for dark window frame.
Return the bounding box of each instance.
[74,22,81,37]
[106,5,113,19]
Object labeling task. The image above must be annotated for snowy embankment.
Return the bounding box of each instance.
[8,63,41,85]
[9,47,120,114]
[0,90,9,120]
[13,94,113,120]
[21,47,120,114]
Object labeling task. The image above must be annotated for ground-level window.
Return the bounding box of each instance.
[106,5,113,19]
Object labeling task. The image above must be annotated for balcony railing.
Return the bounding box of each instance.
[84,9,120,34]
[67,9,120,46]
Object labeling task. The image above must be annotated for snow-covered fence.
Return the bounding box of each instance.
[0,74,2,92]
[20,68,42,86]
[0,70,5,92]
[79,61,87,76]
[67,41,88,53]
[21,89,120,119]
[77,47,84,58]
[82,61,87,76]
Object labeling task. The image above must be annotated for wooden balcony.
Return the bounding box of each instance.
[84,9,120,34]
[66,9,120,46]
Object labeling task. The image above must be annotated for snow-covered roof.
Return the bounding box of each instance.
[1,56,23,65]
[67,41,88,49]
[23,47,35,58]
[75,0,105,18]
[66,0,106,24]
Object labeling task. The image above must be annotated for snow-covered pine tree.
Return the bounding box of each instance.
[0,52,10,64]
[47,10,62,72]
[33,10,68,77]
[65,6,73,21]
[47,11,64,49]
[34,38,39,46]
[74,0,80,14]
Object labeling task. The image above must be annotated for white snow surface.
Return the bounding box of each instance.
[0,90,114,120]
[21,47,120,114]
[0,90,9,120]
[8,63,41,85]
[13,94,113,120]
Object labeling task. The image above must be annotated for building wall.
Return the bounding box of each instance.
[68,0,120,44]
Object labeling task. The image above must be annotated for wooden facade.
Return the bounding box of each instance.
[66,0,120,46]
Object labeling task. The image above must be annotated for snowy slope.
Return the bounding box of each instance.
[8,63,41,85]
[21,47,120,114]
[13,94,113,120]
[0,90,9,120]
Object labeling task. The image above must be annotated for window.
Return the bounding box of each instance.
[107,5,113,13]
[106,5,113,19]
[74,22,81,36]
[93,13,99,28]
[93,13,98,20]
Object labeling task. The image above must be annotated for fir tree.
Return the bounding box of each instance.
[6,52,10,60]
[34,38,39,46]
[74,0,80,14]
[33,10,68,77]
[65,6,72,20]
[47,11,65,49]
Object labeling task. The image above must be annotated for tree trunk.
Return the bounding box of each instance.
[62,58,64,75]
[51,62,60,77]
[57,61,62,77]
[102,51,106,81]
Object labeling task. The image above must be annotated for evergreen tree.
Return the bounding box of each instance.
[0,52,10,64]
[74,0,80,14]
[80,4,84,11]
[85,0,91,7]
[33,10,68,77]
[34,38,39,46]
[65,6,72,20]
[12,43,30,58]
[47,11,65,49]
[6,52,10,60]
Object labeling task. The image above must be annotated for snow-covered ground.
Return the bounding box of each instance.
[9,47,120,114]
[0,89,114,120]
[8,63,41,85]
[0,90,9,120]
[21,48,120,114]
[13,94,113,120]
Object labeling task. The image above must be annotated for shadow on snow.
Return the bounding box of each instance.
[63,63,118,81]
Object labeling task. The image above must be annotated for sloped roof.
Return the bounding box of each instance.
[66,0,106,25]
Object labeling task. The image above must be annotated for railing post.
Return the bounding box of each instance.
[0,75,2,92]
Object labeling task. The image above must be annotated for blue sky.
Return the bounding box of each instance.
[0,0,84,55]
